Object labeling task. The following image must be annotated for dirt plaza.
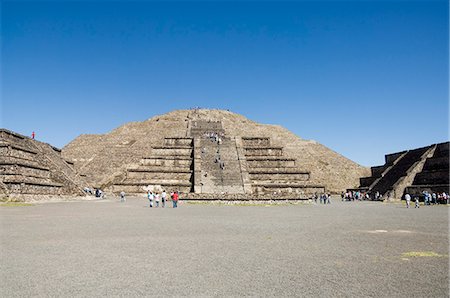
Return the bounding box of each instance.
[1,198,448,297]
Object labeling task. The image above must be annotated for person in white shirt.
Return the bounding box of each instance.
[161,190,167,208]
[405,193,411,208]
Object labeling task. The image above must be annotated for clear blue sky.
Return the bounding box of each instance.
[1,0,448,167]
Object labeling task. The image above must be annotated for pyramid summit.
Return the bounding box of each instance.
[62,109,369,198]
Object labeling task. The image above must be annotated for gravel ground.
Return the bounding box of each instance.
[1,198,448,297]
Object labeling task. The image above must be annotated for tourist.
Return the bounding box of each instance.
[432,192,437,205]
[414,196,420,208]
[344,192,349,201]
[161,190,167,208]
[148,191,153,207]
[31,131,35,139]
[326,193,331,204]
[423,191,430,206]
[154,192,160,207]
[341,192,345,201]
[120,191,126,202]
[405,193,411,208]
[172,191,179,208]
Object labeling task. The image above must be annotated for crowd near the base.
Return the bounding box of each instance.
[146,190,179,208]
[83,188,181,208]
[312,193,332,204]
[404,191,448,208]
[83,187,448,209]
[341,190,373,201]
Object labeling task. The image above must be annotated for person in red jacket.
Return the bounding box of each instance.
[31,131,35,139]
[172,191,179,208]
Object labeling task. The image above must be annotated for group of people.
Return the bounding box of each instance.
[83,187,106,199]
[313,193,332,204]
[204,131,224,145]
[404,191,448,208]
[214,150,225,170]
[117,190,179,207]
[200,131,226,171]
[147,190,179,208]
[341,191,371,201]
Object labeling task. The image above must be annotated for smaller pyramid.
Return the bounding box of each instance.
[0,129,86,199]
[353,142,449,200]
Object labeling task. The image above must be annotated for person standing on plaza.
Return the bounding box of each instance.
[172,191,179,208]
[414,196,420,208]
[148,191,154,207]
[154,192,160,207]
[405,193,411,208]
[120,191,126,202]
[148,191,155,208]
[161,190,167,208]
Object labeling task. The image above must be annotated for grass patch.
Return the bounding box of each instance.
[0,202,34,207]
[402,251,446,258]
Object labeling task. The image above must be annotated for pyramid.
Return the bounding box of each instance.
[354,142,449,200]
[0,129,86,199]
[62,109,369,199]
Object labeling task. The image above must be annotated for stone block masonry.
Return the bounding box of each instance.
[0,129,87,199]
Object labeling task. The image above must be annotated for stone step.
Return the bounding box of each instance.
[249,173,310,181]
[2,176,63,187]
[0,144,39,160]
[151,147,192,156]
[152,146,193,150]
[241,137,271,147]
[247,159,296,168]
[0,165,51,179]
[251,181,323,188]
[163,138,193,147]
[128,167,192,173]
[126,171,192,180]
[141,157,192,167]
[0,157,50,171]
[244,147,283,156]
[413,170,449,185]
[248,169,309,174]
[111,182,191,194]
[117,180,191,186]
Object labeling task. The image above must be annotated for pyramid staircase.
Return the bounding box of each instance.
[190,120,245,194]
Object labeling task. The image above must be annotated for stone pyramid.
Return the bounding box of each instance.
[354,142,449,200]
[62,109,369,198]
[0,129,86,199]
